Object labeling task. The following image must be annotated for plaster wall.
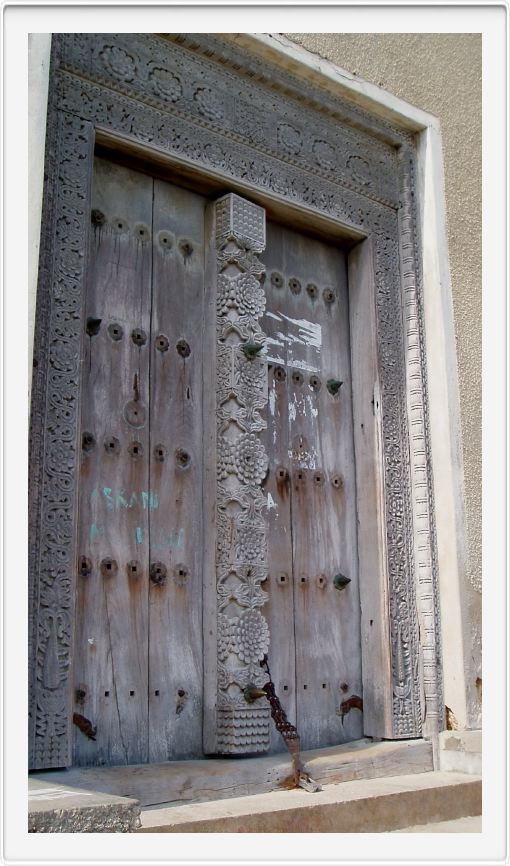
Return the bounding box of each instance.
[28,34,52,389]
[285,33,482,730]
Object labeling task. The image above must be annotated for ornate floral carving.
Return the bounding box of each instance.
[312,139,336,170]
[212,194,271,752]
[277,122,303,155]
[232,434,268,485]
[217,273,265,319]
[347,154,371,186]
[29,110,92,769]
[149,66,182,102]
[99,45,136,81]
[231,609,270,663]
[397,146,443,735]
[193,86,225,121]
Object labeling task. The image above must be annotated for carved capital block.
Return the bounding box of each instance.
[215,193,266,250]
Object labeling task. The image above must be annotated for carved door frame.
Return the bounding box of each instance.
[29,33,443,769]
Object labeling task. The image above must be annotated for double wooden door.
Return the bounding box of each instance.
[73,157,362,766]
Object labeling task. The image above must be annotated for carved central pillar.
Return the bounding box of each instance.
[203,194,271,754]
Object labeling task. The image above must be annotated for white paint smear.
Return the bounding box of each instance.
[307,394,319,418]
[265,312,322,349]
[289,398,297,422]
[266,492,277,511]
[268,387,276,417]
[264,311,322,372]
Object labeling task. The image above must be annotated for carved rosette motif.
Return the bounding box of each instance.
[213,194,271,753]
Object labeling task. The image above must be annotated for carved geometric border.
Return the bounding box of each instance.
[29,33,442,767]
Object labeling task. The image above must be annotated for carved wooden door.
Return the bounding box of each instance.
[262,222,363,752]
[74,157,362,766]
[74,158,205,765]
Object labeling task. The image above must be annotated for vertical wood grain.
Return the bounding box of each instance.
[348,239,394,738]
[261,225,296,751]
[74,158,153,765]
[264,221,363,751]
[148,181,206,760]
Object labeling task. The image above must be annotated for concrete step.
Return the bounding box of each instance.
[392,815,481,832]
[28,777,141,833]
[138,771,481,833]
[30,737,432,808]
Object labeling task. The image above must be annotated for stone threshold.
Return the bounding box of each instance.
[30,737,432,810]
[138,771,482,833]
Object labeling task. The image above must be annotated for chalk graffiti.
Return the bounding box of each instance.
[90,487,159,511]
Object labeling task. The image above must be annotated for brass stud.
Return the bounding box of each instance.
[175,448,190,469]
[82,432,95,452]
[104,436,120,455]
[176,339,191,358]
[100,558,118,578]
[154,444,166,463]
[131,328,147,347]
[78,556,92,577]
[156,334,169,352]
[128,441,143,459]
[108,322,123,341]
[127,560,142,578]
[150,562,167,586]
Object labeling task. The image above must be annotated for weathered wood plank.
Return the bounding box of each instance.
[33,739,433,808]
[348,239,394,738]
[148,181,206,761]
[264,221,363,750]
[74,158,153,765]
[261,225,297,753]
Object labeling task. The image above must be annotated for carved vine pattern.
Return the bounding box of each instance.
[29,33,442,766]
[397,146,444,733]
[29,108,92,768]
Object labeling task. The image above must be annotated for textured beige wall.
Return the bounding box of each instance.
[285,34,482,726]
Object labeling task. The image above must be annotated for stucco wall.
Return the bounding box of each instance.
[285,34,482,727]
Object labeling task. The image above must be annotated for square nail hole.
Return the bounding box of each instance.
[129,690,135,697]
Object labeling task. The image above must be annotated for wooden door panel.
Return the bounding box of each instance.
[74,158,153,765]
[148,180,206,761]
[263,221,363,751]
[74,165,362,766]
[262,320,296,753]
